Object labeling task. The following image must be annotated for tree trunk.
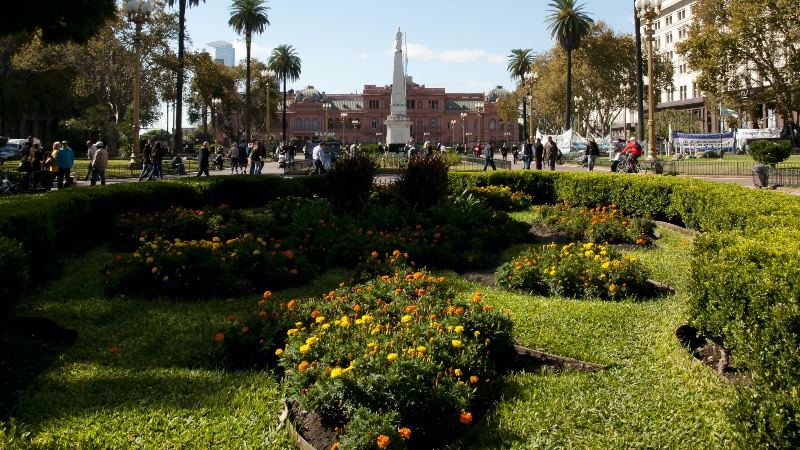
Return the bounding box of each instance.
[245,34,251,145]
[175,0,185,153]
[282,77,287,145]
[565,49,572,132]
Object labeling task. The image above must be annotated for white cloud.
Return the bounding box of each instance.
[356,53,370,60]
[405,44,437,61]
[231,40,274,63]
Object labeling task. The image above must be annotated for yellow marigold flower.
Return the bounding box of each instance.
[454,325,464,334]
[387,353,399,362]
[299,345,310,353]
[306,336,319,345]
[401,315,413,324]
[361,315,373,324]
[377,435,390,449]
[322,324,331,330]
[602,262,611,269]
[452,340,462,348]
[315,316,326,324]
[340,316,351,327]
[549,270,556,276]
[398,427,411,439]
[474,330,481,338]
[252,250,260,255]
[416,346,426,353]
[454,368,462,376]
[298,361,309,372]
[275,348,283,356]
[330,367,344,379]
[163,276,169,282]
[146,257,153,263]
[287,329,299,336]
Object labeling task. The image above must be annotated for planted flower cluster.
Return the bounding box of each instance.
[462,185,534,211]
[535,203,655,245]
[220,252,514,449]
[496,242,651,300]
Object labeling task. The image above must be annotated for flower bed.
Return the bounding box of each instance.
[535,203,655,245]
[495,242,651,300]
[221,253,514,449]
[461,185,534,211]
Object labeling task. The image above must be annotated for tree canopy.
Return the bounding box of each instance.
[4,0,116,44]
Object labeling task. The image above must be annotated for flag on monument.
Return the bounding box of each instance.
[719,103,738,118]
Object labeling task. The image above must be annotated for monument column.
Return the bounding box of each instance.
[385,27,412,146]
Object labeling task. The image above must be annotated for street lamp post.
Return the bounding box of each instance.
[460,112,467,147]
[211,98,222,145]
[476,104,484,142]
[322,103,330,137]
[636,0,662,159]
[524,72,538,141]
[261,69,275,147]
[125,0,154,161]
[352,119,360,144]
[375,132,382,144]
[340,112,348,143]
[450,119,456,146]
[620,83,632,141]
[574,96,584,135]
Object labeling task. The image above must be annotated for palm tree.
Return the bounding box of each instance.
[507,49,535,140]
[267,45,301,145]
[166,0,205,153]
[544,0,593,131]
[228,0,270,145]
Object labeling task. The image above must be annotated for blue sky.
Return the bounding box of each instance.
[183,0,636,96]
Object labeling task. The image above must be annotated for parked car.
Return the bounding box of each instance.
[0,138,40,162]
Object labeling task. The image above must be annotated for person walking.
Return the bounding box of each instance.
[500,143,508,160]
[90,141,108,185]
[196,141,210,176]
[482,141,497,171]
[586,137,600,172]
[138,141,152,181]
[544,136,558,171]
[84,140,97,181]
[522,139,533,170]
[534,137,544,170]
[311,141,325,175]
[149,141,165,180]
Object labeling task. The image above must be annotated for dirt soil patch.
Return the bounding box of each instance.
[676,324,750,386]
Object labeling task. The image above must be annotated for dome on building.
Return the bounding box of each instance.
[487,85,512,103]
[294,86,323,103]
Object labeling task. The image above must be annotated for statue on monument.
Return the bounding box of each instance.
[395,28,403,52]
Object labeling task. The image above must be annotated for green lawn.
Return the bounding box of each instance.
[3,224,739,448]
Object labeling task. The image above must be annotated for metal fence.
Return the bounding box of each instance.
[663,161,800,177]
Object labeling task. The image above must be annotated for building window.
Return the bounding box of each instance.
[499,120,504,130]
[312,119,319,131]
[368,100,379,109]
[417,120,424,132]
[473,120,479,130]
[489,119,496,130]
[295,118,302,130]
[371,118,378,129]
[678,27,687,39]
[677,9,686,20]
[429,118,438,130]
[407,99,415,109]
[428,99,439,110]
[304,118,311,131]
[692,82,698,98]
[666,32,673,44]
[665,15,672,26]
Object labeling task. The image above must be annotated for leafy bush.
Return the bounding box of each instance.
[749,139,792,165]
[0,237,29,323]
[462,185,534,211]
[496,242,651,300]
[396,154,450,212]
[327,155,378,215]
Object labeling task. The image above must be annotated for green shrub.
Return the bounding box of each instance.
[0,237,29,323]
[396,154,450,212]
[327,155,378,215]
[749,139,792,165]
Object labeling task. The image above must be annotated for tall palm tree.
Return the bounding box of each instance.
[544,0,593,131]
[507,49,535,140]
[166,0,205,153]
[267,45,301,145]
[228,0,270,145]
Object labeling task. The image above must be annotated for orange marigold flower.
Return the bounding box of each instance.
[377,435,390,449]
[459,411,473,424]
[241,327,249,333]
[263,291,272,298]
[609,284,617,292]
[331,443,340,450]
[290,269,298,275]
[287,300,297,309]
[311,310,322,318]
[371,251,379,258]
[298,361,310,372]
[214,333,225,343]
[398,427,411,440]
[109,347,121,353]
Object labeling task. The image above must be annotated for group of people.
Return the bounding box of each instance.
[15,136,111,190]
[137,139,167,181]
[518,136,561,171]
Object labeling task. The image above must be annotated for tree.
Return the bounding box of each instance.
[165,0,205,157]
[228,0,271,145]
[677,0,800,125]
[544,0,594,132]
[268,44,301,145]
[507,49,535,140]
[186,51,246,144]
[3,0,116,44]
[653,109,702,142]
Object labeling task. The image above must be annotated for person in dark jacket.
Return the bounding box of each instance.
[196,142,210,177]
[586,137,600,172]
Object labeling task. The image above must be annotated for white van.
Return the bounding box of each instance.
[0,138,41,162]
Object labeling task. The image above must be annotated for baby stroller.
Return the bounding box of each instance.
[211,152,224,171]
[277,151,287,169]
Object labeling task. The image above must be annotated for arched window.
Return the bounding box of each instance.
[489,119,496,130]
[312,119,319,131]
[295,118,302,130]
[371,118,378,129]
[499,120,505,130]
[304,119,311,131]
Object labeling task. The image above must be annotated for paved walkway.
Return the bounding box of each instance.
[65,158,800,195]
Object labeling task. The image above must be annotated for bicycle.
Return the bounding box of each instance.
[0,165,19,195]
[616,154,647,174]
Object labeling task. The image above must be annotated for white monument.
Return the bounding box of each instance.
[385,28,412,145]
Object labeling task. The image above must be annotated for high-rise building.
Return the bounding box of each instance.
[206,41,235,67]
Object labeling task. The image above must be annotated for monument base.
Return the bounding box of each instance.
[385,114,412,145]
